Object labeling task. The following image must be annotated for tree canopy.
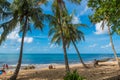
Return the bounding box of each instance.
[88,0,120,34]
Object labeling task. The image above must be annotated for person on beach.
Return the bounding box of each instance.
[48,64,56,69]
[3,64,9,70]
[93,59,99,67]
[49,64,53,69]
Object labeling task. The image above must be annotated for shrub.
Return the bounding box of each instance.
[64,70,86,80]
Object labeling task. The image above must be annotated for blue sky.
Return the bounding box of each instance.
[0,0,120,54]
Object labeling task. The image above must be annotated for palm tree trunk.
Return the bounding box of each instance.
[62,37,70,72]
[108,26,120,67]
[71,39,88,68]
[59,20,70,72]
[9,17,28,80]
[57,0,70,72]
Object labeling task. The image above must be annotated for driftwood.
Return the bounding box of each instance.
[93,58,112,67]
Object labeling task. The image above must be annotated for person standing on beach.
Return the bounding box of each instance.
[3,64,9,70]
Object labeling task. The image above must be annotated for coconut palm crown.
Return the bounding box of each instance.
[0,0,48,79]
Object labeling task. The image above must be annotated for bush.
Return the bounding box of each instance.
[64,70,86,80]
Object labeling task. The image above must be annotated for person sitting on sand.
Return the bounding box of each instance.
[49,64,53,69]
[49,64,56,69]
[93,59,99,67]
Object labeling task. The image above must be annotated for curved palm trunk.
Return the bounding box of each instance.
[108,26,120,67]
[9,17,28,80]
[71,39,88,68]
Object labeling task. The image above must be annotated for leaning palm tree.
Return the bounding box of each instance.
[0,0,47,79]
[50,0,81,72]
[64,15,88,68]
[49,12,88,68]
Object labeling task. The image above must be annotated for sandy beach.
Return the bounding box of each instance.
[0,61,120,80]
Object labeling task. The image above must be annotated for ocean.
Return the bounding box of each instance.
[0,53,118,67]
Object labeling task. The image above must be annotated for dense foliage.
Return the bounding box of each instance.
[88,0,120,67]
[88,0,120,34]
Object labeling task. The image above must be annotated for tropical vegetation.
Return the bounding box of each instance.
[0,0,120,80]
[88,0,120,67]
[49,0,82,72]
[49,12,88,68]
[64,70,86,80]
[0,0,48,79]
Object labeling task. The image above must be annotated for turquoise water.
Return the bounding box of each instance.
[0,53,118,66]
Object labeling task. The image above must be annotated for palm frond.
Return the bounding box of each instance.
[0,0,11,20]
[51,32,61,43]
[0,16,18,45]
[48,27,56,37]
[30,7,44,30]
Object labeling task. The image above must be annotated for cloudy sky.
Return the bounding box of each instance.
[0,0,120,54]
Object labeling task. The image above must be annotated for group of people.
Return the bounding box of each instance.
[0,64,9,75]
[48,64,56,69]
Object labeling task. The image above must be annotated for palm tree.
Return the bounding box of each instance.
[108,25,120,67]
[57,14,88,68]
[50,0,82,72]
[50,1,70,72]
[0,0,47,79]
[64,15,88,68]
[49,2,87,73]
[51,0,73,72]
[88,0,120,67]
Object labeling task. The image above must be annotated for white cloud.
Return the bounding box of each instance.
[18,37,33,43]
[101,43,111,48]
[6,23,33,43]
[89,44,97,48]
[7,31,19,40]
[7,23,20,40]
[94,21,108,35]
[71,16,80,24]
